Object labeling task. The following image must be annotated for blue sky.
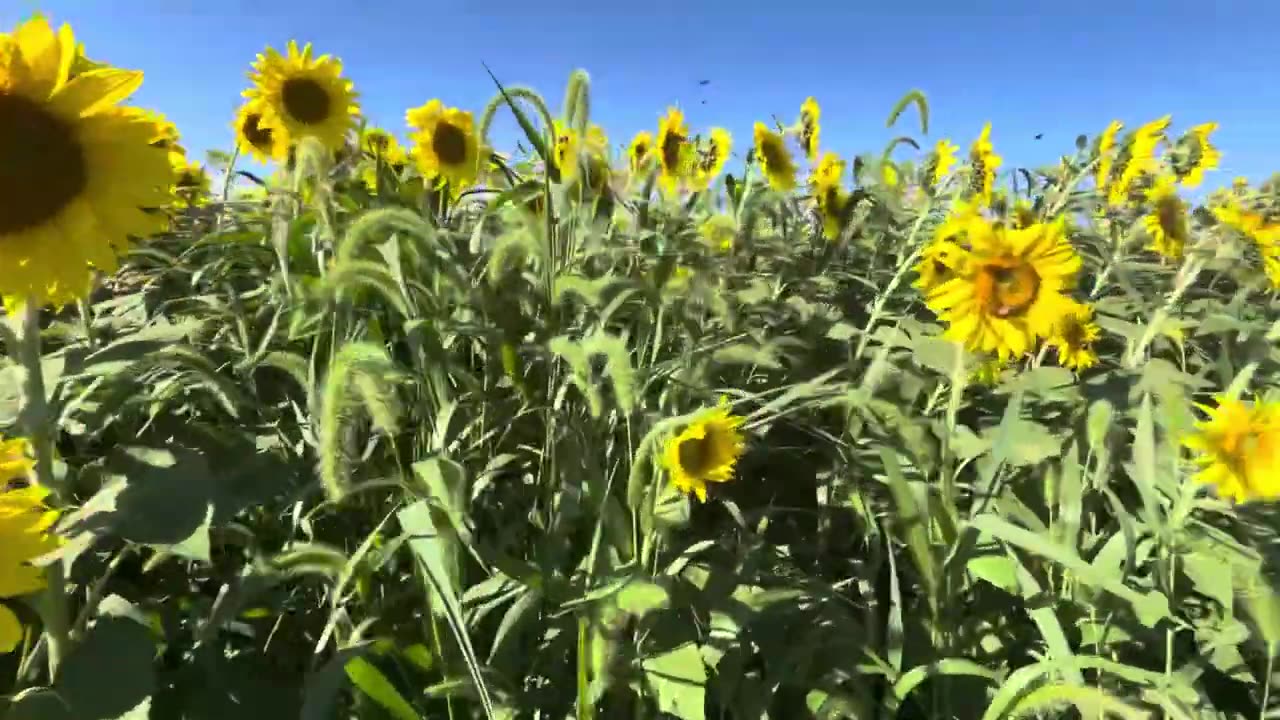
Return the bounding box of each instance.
[4,0,1278,192]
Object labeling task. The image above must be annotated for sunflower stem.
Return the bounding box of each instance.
[9,301,71,680]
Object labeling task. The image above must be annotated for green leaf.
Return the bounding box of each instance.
[345,656,420,720]
[967,554,1019,594]
[880,447,940,602]
[642,642,707,720]
[615,579,670,617]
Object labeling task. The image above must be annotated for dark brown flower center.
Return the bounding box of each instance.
[976,260,1041,318]
[241,112,274,151]
[661,131,685,172]
[678,435,715,476]
[0,93,87,235]
[433,122,468,166]
[1061,318,1087,347]
[281,77,331,125]
[1157,197,1186,241]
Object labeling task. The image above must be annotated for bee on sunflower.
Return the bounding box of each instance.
[0,15,174,309]
[663,400,747,502]
[1183,395,1280,504]
[924,215,1082,360]
[244,40,359,160]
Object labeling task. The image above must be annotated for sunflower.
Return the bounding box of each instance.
[233,101,285,163]
[656,107,694,194]
[244,40,358,159]
[1109,115,1169,207]
[628,131,654,175]
[932,139,958,187]
[1174,122,1220,189]
[406,99,480,193]
[1183,396,1280,504]
[1142,174,1189,260]
[798,96,821,163]
[753,122,797,192]
[549,118,582,182]
[925,216,1081,360]
[1048,302,1101,371]
[690,127,731,192]
[360,128,408,191]
[811,152,847,241]
[0,437,61,653]
[699,213,737,252]
[967,123,1003,208]
[171,156,211,208]
[0,16,173,309]
[913,238,967,293]
[663,400,746,502]
[1095,120,1123,192]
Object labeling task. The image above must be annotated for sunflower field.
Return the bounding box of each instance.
[5,13,1280,720]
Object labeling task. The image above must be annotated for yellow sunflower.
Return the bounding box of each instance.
[406,99,480,193]
[1095,120,1123,192]
[233,101,285,163]
[628,130,653,174]
[1183,396,1280,504]
[656,107,694,194]
[171,155,211,208]
[663,400,747,502]
[550,119,582,182]
[1174,122,1220,189]
[690,127,731,192]
[925,216,1081,360]
[0,16,173,309]
[244,40,359,159]
[1142,174,1189,260]
[968,123,1003,208]
[798,96,821,163]
[932,139,958,187]
[1109,115,1169,207]
[754,122,797,192]
[0,437,61,652]
[1048,301,1101,371]
[913,239,968,294]
[811,152,847,241]
[360,128,408,191]
[699,213,737,252]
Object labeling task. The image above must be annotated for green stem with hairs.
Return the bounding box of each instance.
[9,302,71,680]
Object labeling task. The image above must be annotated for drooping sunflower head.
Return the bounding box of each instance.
[1183,396,1280,504]
[662,401,747,502]
[931,139,958,188]
[406,99,480,193]
[1142,174,1189,261]
[753,122,797,192]
[233,101,285,163]
[1110,115,1170,207]
[690,127,731,191]
[967,122,1003,208]
[171,156,212,208]
[811,151,845,191]
[358,128,408,192]
[656,107,693,193]
[1096,120,1124,192]
[699,213,737,252]
[925,216,1082,360]
[0,15,174,309]
[628,130,654,175]
[1171,121,1220,189]
[798,96,821,162]
[1049,301,1102,371]
[245,40,359,159]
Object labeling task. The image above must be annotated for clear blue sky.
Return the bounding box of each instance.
[4,0,1278,192]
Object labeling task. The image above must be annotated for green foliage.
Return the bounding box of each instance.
[6,71,1280,720]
